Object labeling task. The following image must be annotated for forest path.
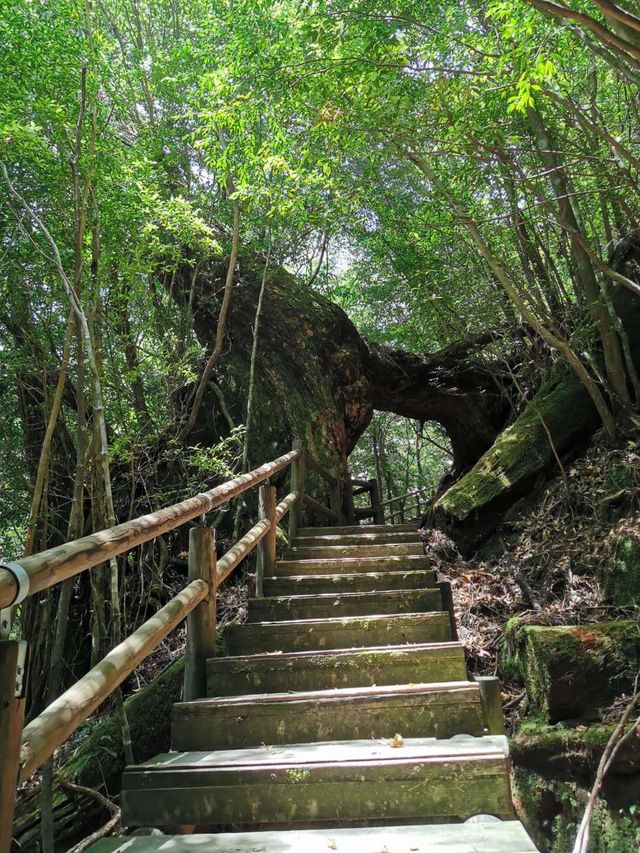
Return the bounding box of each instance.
[92,524,537,851]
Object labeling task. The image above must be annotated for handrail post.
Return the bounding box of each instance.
[343,476,355,525]
[288,440,305,541]
[370,479,384,525]
[0,640,27,849]
[257,484,277,597]
[184,527,217,701]
[328,467,343,526]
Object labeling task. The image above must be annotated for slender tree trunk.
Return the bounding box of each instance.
[527,108,631,406]
[233,236,273,540]
[407,152,617,438]
[179,198,241,440]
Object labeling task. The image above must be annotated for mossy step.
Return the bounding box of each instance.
[293,531,419,546]
[263,569,437,596]
[247,589,443,622]
[286,542,424,559]
[224,611,452,655]
[120,736,514,828]
[207,641,468,696]
[272,555,432,577]
[91,820,537,852]
[299,524,418,535]
[172,681,485,750]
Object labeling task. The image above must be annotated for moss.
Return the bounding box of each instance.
[513,766,640,852]
[603,533,640,607]
[503,621,640,723]
[64,658,184,789]
[435,362,598,523]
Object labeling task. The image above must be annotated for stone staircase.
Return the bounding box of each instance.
[93,524,537,851]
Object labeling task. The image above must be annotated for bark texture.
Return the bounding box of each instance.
[177,254,511,477]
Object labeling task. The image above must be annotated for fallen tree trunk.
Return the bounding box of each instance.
[432,269,640,551]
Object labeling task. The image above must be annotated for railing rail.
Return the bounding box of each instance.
[0,437,390,847]
[0,443,318,849]
[0,450,299,610]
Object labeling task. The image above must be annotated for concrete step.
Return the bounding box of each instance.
[286,542,424,560]
[272,554,432,577]
[172,681,485,750]
[222,611,452,655]
[293,531,419,546]
[207,641,468,696]
[92,820,537,852]
[263,568,437,596]
[247,588,443,622]
[120,736,514,829]
[298,523,417,536]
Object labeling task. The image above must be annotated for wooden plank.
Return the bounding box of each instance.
[91,821,538,852]
[18,580,207,782]
[207,641,468,696]
[184,528,217,701]
[273,555,432,577]
[256,485,277,597]
[172,682,484,750]
[263,568,437,596]
[224,611,452,655]
[302,493,340,521]
[0,641,26,851]
[0,450,300,609]
[246,588,443,622]
[286,542,424,559]
[121,736,513,827]
[293,531,419,545]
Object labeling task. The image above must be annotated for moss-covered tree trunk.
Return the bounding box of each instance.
[432,263,640,552]
[175,254,511,479]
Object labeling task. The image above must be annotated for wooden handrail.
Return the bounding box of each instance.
[15,489,305,784]
[216,518,271,586]
[303,493,340,521]
[381,487,429,508]
[18,579,208,782]
[305,454,339,487]
[0,450,299,609]
[276,490,299,522]
[1,444,317,845]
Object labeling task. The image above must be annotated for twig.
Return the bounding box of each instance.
[66,811,120,853]
[572,685,640,853]
[58,778,118,814]
[502,548,543,612]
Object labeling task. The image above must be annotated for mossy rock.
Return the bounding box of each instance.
[501,621,640,723]
[511,720,640,777]
[603,530,640,607]
[513,766,640,852]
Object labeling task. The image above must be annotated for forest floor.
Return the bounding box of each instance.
[436,428,640,731]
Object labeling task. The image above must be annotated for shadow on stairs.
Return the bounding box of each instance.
[91,523,537,852]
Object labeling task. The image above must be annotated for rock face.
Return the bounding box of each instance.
[501,620,640,724]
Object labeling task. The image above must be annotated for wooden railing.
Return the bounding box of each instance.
[382,487,430,524]
[0,439,347,848]
[344,477,384,525]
